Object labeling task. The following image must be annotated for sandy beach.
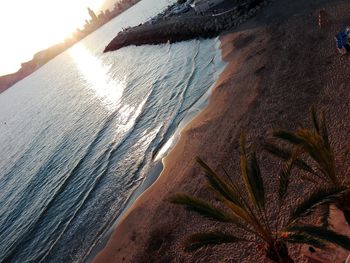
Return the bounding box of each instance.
[93,0,350,262]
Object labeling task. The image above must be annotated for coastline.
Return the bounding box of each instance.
[0,0,141,94]
[85,37,226,262]
[93,0,350,262]
[92,20,265,263]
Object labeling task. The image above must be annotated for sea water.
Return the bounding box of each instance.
[0,0,225,262]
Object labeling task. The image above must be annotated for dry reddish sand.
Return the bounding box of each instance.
[93,0,350,262]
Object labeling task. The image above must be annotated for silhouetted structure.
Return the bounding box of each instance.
[0,0,142,93]
[87,7,98,21]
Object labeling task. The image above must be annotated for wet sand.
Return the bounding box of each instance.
[93,0,350,262]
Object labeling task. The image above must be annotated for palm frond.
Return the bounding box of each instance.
[237,135,273,241]
[274,130,325,167]
[196,157,243,207]
[289,186,347,225]
[196,157,256,219]
[196,156,269,239]
[201,186,269,239]
[320,111,330,151]
[273,130,305,145]
[261,141,316,175]
[240,134,265,211]
[275,129,337,184]
[249,152,265,210]
[296,129,335,179]
[310,106,320,133]
[288,225,350,251]
[320,203,331,229]
[169,194,235,223]
[184,232,247,252]
[278,152,297,202]
[280,232,326,249]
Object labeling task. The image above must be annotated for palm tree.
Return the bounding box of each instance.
[169,134,350,263]
[262,107,350,224]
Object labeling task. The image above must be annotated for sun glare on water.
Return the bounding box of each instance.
[0,0,107,75]
[70,43,126,111]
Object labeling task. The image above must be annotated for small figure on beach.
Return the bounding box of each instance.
[335,27,350,54]
[318,8,329,28]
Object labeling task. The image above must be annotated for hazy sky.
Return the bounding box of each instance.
[0,0,115,76]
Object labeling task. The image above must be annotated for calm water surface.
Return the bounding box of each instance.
[0,0,225,262]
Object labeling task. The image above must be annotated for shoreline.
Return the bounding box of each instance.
[92,23,246,263]
[86,37,226,262]
[93,0,350,261]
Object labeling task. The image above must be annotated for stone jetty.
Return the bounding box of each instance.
[104,0,269,52]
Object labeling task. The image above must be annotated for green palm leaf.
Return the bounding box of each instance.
[310,106,320,133]
[275,130,318,159]
[273,130,305,145]
[196,157,243,207]
[274,130,324,167]
[289,186,347,225]
[249,152,265,209]
[278,167,289,202]
[278,152,298,202]
[275,129,336,184]
[320,111,330,151]
[296,130,335,179]
[281,232,326,249]
[196,158,266,235]
[320,203,331,229]
[288,225,350,251]
[184,232,247,252]
[261,141,316,175]
[169,194,235,223]
[240,134,265,211]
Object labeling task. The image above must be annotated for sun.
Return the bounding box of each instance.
[0,0,107,76]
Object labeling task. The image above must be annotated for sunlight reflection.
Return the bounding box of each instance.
[115,97,146,134]
[69,44,126,111]
[154,133,176,161]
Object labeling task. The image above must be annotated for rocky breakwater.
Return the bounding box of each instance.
[104,0,269,52]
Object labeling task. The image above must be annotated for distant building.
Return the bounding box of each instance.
[194,0,225,13]
[98,11,107,20]
[105,9,111,17]
[87,7,98,21]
